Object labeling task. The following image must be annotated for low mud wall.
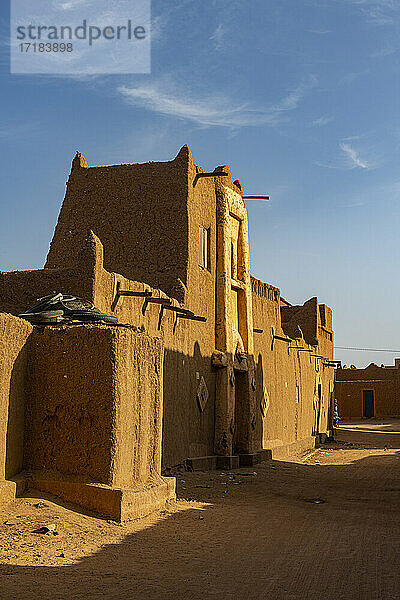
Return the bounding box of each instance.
[0,313,32,480]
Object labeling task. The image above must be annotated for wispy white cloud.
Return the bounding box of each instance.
[118,76,317,128]
[210,24,227,51]
[316,136,381,170]
[315,134,383,171]
[339,68,371,85]
[317,0,400,25]
[274,76,318,111]
[347,0,400,25]
[311,116,332,127]
[371,44,398,58]
[340,142,370,169]
[308,28,331,34]
[340,201,367,208]
[53,0,88,10]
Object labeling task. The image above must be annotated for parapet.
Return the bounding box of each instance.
[251,276,280,303]
[281,297,320,347]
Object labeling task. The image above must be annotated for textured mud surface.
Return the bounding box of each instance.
[0,443,399,600]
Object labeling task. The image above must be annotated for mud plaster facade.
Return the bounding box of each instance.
[0,146,334,518]
[335,361,400,420]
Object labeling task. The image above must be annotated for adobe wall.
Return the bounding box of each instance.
[46,148,192,303]
[80,234,217,469]
[0,314,32,481]
[251,278,333,448]
[25,324,116,483]
[3,144,222,470]
[0,146,336,477]
[164,149,220,464]
[66,146,224,468]
[113,325,164,487]
[19,322,175,519]
[281,297,319,346]
[74,158,259,467]
[24,323,164,489]
[212,174,258,457]
[186,147,218,322]
[335,365,400,419]
[0,231,101,316]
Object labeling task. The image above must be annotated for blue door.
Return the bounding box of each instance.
[363,390,374,418]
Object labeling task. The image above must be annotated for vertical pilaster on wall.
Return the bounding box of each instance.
[214,361,235,456]
[246,356,259,454]
[236,201,254,355]
[232,356,259,455]
[214,174,234,455]
[214,172,257,456]
[215,179,232,354]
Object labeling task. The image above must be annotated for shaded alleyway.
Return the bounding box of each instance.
[0,439,399,600]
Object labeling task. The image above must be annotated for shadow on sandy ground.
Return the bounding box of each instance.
[339,419,400,432]
[0,447,399,600]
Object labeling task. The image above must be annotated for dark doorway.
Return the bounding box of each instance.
[233,370,249,454]
[363,390,374,418]
[316,383,322,433]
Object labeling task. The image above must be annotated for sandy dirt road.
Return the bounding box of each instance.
[0,442,399,600]
[335,419,400,447]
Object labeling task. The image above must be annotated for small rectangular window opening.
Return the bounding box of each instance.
[199,226,210,269]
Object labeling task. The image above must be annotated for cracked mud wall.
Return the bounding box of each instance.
[24,324,164,488]
[112,326,164,488]
[25,324,116,484]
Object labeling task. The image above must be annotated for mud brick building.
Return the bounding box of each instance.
[335,360,400,420]
[0,146,335,519]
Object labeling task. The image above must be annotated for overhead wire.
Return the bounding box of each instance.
[334,346,400,353]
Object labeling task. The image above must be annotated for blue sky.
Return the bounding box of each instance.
[1,0,400,367]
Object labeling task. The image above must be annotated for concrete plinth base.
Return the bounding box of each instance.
[187,453,262,470]
[216,455,240,470]
[186,456,218,471]
[316,433,329,446]
[0,480,17,509]
[120,478,176,521]
[0,474,31,509]
[239,453,261,467]
[24,472,175,521]
[258,449,273,461]
[262,436,317,460]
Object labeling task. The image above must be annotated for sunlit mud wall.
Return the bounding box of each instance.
[0,314,32,482]
[0,146,335,472]
[252,279,334,450]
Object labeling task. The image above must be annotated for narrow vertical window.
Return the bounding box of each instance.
[199,226,209,269]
